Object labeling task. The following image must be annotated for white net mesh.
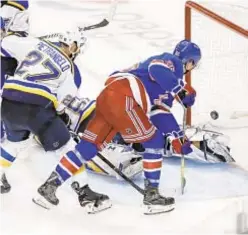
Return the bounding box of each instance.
[189,1,248,128]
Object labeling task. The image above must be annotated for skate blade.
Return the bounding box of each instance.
[143,203,175,215]
[85,200,112,214]
[32,194,55,210]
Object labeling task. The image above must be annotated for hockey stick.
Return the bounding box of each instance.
[96,152,145,195]
[39,0,118,40]
[69,131,145,195]
[79,0,118,31]
[180,106,187,195]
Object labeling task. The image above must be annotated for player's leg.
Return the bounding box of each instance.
[0,98,35,193]
[33,107,112,213]
[76,88,175,214]
[110,96,175,214]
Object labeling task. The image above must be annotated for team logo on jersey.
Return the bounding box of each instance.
[53,141,59,148]
[125,128,133,134]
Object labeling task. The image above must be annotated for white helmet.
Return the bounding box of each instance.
[58,28,87,59]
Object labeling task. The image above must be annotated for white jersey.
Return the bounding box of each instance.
[1,1,29,33]
[2,38,79,110]
[1,33,35,61]
[60,95,96,132]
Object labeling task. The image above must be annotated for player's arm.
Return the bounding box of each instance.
[148,59,196,108]
[1,35,38,61]
[176,83,196,108]
[150,109,192,155]
[148,59,180,92]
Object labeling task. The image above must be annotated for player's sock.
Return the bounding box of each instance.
[0,147,16,170]
[142,152,162,187]
[55,150,84,184]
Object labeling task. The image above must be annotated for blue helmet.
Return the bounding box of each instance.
[173,40,201,66]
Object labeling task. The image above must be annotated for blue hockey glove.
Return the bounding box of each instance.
[172,138,192,155]
[177,83,196,107]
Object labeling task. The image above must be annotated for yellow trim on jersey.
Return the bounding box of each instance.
[4,83,58,108]
[86,161,104,174]
[7,1,26,11]
[0,159,12,168]
[79,102,96,124]
[42,40,74,74]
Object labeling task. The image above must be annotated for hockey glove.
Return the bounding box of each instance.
[172,138,192,155]
[167,130,192,155]
[177,83,196,108]
[58,111,71,128]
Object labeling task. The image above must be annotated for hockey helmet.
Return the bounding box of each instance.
[173,40,201,66]
[59,28,87,58]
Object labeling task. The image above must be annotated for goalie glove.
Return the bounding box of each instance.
[177,83,196,108]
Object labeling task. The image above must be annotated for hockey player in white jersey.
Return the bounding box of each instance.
[1,1,29,140]
[1,1,29,33]
[1,0,30,85]
[0,29,112,213]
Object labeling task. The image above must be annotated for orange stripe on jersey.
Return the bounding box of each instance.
[61,157,78,174]
[143,161,162,169]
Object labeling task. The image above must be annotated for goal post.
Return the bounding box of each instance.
[184,1,248,126]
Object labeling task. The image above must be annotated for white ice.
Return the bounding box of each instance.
[1,0,248,234]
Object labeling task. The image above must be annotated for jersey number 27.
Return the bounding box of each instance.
[15,50,60,82]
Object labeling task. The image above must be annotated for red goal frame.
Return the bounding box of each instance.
[184,1,248,126]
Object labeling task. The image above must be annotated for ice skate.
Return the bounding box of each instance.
[143,181,175,215]
[0,173,11,194]
[32,172,60,210]
[71,181,112,214]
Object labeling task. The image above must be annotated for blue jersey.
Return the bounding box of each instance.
[115,52,184,109]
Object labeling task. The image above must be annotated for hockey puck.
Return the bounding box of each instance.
[210,111,219,120]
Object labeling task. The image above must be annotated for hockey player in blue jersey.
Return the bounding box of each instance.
[36,39,201,215]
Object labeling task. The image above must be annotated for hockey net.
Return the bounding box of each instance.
[184,1,248,128]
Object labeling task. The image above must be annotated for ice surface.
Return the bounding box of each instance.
[1,0,248,234]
